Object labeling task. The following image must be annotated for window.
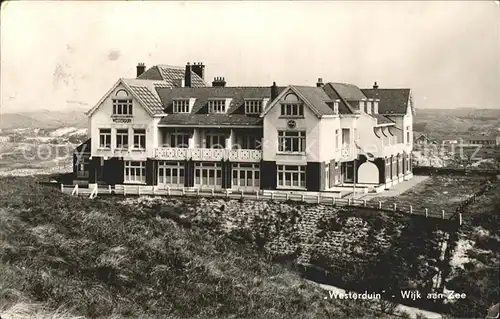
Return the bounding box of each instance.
[333,101,339,114]
[133,129,146,149]
[208,100,226,113]
[366,101,372,114]
[239,135,260,150]
[116,129,129,149]
[232,163,260,188]
[245,100,262,114]
[406,126,410,144]
[194,162,222,188]
[173,99,190,113]
[277,165,306,188]
[158,161,184,186]
[206,133,226,149]
[278,131,306,153]
[124,161,146,183]
[280,103,304,117]
[359,100,365,113]
[170,129,190,148]
[99,129,111,148]
[112,99,133,116]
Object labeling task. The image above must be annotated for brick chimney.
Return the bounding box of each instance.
[316,78,324,88]
[212,77,226,87]
[191,62,205,80]
[373,81,379,89]
[271,81,278,101]
[136,63,146,78]
[184,63,192,88]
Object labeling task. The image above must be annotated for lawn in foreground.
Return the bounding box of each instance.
[0,176,384,319]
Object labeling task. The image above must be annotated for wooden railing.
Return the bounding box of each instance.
[60,184,461,223]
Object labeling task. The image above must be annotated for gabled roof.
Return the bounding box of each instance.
[86,78,164,117]
[260,86,340,118]
[74,138,91,153]
[292,86,339,116]
[362,88,411,115]
[138,65,206,87]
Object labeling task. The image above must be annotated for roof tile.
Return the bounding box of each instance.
[362,88,411,114]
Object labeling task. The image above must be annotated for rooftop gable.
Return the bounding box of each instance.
[261,85,339,118]
[86,78,164,117]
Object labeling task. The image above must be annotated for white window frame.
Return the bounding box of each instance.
[206,132,227,149]
[194,162,223,189]
[208,100,226,113]
[280,103,304,117]
[158,161,185,187]
[116,129,129,149]
[133,129,146,150]
[170,129,190,148]
[232,163,260,188]
[333,102,339,114]
[244,100,263,114]
[278,130,306,153]
[173,99,190,113]
[99,129,111,149]
[112,98,133,116]
[124,161,146,184]
[277,165,306,189]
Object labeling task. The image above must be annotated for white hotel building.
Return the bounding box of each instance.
[73,62,414,193]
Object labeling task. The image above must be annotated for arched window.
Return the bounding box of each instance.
[280,93,303,117]
[113,89,133,115]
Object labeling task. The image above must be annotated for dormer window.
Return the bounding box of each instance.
[208,99,226,113]
[112,90,133,116]
[333,100,339,114]
[173,99,190,113]
[245,100,263,114]
[359,100,365,113]
[366,100,372,114]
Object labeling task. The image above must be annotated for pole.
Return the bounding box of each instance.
[353,158,356,197]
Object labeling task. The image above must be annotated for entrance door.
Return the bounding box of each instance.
[158,162,185,189]
[342,162,354,183]
[232,163,260,192]
[194,162,222,190]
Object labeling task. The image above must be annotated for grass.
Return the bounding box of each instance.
[368,175,488,214]
[0,176,386,319]
[444,177,500,318]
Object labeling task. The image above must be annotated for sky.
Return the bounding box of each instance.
[1,1,499,114]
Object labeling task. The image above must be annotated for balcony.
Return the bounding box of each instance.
[155,148,262,162]
[94,148,147,160]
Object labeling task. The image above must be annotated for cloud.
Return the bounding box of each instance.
[107,49,121,61]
